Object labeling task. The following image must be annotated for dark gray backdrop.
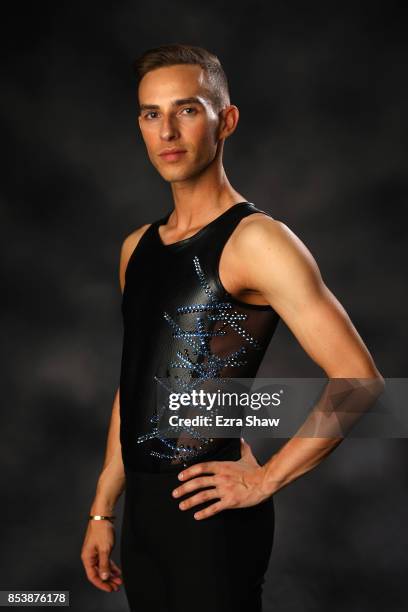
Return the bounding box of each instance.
[1,2,407,611]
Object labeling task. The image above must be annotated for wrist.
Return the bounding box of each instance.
[90,498,116,515]
[257,465,272,499]
[88,514,116,524]
[259,456,285,498]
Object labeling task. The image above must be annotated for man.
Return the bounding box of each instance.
[81,44,383,611]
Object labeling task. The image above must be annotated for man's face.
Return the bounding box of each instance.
[137,64,223,182]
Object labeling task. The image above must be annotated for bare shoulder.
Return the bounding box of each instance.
[228,211,323,297]
[119,222,152,293]
[233,212,318,267]
[121,222,152,260]
[233,212,295,246]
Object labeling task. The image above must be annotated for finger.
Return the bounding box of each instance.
[100,558,121,592]
[109,558,123,576]
[103,561,121,591]
[178,487,221,511]
[98,550,112,582]
[178,461,218,481]
[194,500,225,520]
[107,576,121,591]
[109,559,123,584]
[172,475,216,498]
[81,554,114,592]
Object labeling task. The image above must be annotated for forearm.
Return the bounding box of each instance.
[260,375,384,497]
[90,387,126,514]
[261,436,342,496]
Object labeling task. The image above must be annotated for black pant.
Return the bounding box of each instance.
[120,466,275,611]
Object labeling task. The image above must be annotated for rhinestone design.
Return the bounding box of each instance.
[135,254,263,464]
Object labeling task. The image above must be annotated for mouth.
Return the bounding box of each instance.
[159,150,187,162]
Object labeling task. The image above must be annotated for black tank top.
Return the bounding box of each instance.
[119,201,280,473]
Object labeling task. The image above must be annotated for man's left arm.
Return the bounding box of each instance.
[172,216,384,518]
[235,216,384,497]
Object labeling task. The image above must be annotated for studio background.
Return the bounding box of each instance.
[1,2,407,611]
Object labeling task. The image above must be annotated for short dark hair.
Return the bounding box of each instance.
[133,43,231,113]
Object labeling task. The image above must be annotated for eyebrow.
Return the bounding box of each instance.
[139,96,205,112]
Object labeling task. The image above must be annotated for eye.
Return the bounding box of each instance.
[142,107,197,120]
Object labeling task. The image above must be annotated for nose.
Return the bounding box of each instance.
[160,115,179,141]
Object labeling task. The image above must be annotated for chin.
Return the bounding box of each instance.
[159,169,194,182]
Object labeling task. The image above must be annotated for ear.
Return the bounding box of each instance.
[219,105,239,140]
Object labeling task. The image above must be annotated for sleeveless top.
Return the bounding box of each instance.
[119,201,280,473]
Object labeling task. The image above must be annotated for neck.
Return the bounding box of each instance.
[168,160,246,230]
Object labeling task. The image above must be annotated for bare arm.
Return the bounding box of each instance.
[81,222,151,590]
[89,221,152,513]
[170,215,385,520]
[234,215,385,496]
[88,387,125,515]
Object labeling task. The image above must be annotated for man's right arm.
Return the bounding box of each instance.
[81,222,151,593]
[89,221,153,514]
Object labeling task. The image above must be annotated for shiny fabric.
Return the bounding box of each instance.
[119,201,279,611]
[119,201,280,474]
